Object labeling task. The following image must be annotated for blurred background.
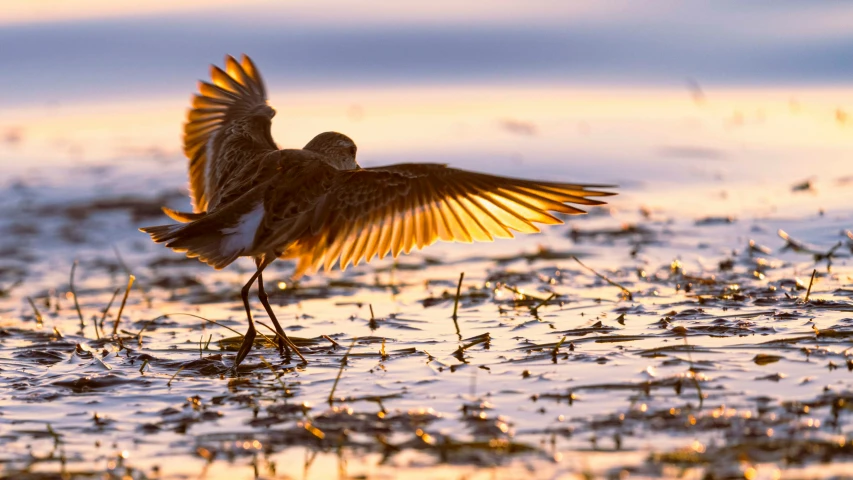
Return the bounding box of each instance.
[1,0,851,216]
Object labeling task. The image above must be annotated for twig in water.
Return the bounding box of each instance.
[26,297,44,328]
[91,320,100,340]
[551,335,568,363]
[99,288,121,333]
[368,304,379,330]
[502,285,550,303]
[113,245,153,307]
[571,256,633,301]
[136,313,243,341]
[779,231,842,270]
[328,337,358,406]
[452,333,491,362]
[804,269,817,303]
[69,261,85,332]
[778,229,810,253]
[322,335,341,348]
[375,397,388,415]
[256,320,308,363]
[531,293,557,317]
[138,359,149,374]
[46,423,62,448]
[167,363,188,387]
[452,272,465,339]
[112,275,135,336]
[452,272,465,320]
[682,337,704,408]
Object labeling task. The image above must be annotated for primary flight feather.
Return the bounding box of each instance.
[141,54,616,366]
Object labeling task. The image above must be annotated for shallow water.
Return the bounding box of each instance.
[1,101,852,477]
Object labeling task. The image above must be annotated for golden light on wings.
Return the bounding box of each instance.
[183,54,272,212]
[275,163,615,278]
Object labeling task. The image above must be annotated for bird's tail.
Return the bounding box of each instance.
[162,206,206,223]
[140,214,243,269]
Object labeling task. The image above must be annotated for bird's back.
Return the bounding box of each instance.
[183,55,278,213]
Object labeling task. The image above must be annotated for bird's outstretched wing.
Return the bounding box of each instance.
[276,163,615,277]
[184,54,275,212]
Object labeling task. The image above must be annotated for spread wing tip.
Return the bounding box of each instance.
[274,165,619,277]
[578,186,618,196]
[184,53,271,213]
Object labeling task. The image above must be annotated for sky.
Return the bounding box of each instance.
[2,1,853,107]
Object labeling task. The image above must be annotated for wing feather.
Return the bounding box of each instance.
[411,200,425,250]
[377,204,396,260]
[462,194,513,239]
[224,56,252,88]
[328,221,355,271]
[210,66,246,94]
[361,212,383,265]
[183,54,275,212]
[351,217,374,267]
[479,192,540,233]
[433,197,456,242]
[401,208,415,256]
[420,193,438,248]
[390,210,405,259]
[191,95,232,109]
[444,182,492,242]
[241,55,267,97]
[491,189,563,224]
[198,81,240,101]
[338,228,358,269]
[272,163,614,277]
[442,195,474,243]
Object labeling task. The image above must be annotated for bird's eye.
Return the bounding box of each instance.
[348,146,357,156]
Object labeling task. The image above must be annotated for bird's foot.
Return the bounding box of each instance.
[234,325,257,367]
[282,341,292,363]
[273,332,293,363]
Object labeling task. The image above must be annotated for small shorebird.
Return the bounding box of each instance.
[141,55,616,366]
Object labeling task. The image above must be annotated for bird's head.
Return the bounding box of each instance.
[304,131,359,170]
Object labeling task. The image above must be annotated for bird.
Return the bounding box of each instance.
[140,54,616,366]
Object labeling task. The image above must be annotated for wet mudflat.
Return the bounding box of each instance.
[1,164,852,480]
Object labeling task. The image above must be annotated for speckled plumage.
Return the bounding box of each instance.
[140,54,616,366]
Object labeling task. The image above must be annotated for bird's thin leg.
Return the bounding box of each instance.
[234,263,268,367]
[257,271,292,360]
